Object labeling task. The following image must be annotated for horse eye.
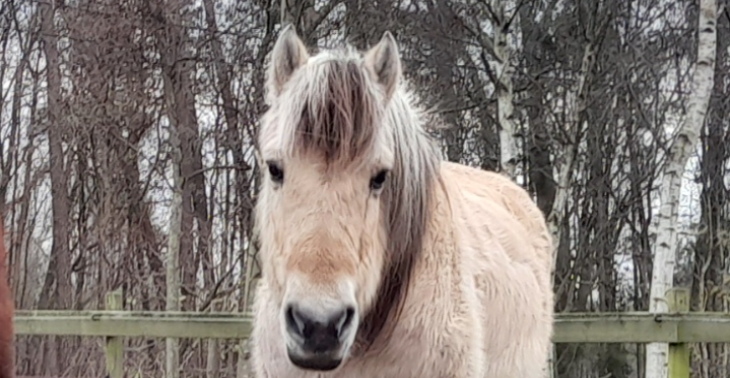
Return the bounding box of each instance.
[267,162,284,184]
[369,170,389,191]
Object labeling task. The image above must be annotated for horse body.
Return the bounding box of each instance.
[0,221,14,378]
[251,26,553,378]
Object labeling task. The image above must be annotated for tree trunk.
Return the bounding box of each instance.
[546,41,594,378]
[691,4,728,378]
[165,107,183,378]
[38,1,73,375]
[491,1,518,180]
[645,2,717,377]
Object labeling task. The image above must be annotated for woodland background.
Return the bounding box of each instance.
[0,0,728,377]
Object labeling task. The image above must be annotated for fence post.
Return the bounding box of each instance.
[105,289,124,378]
[667,288,690,378]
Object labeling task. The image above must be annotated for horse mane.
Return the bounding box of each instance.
[0,218,15,378]
[280,46,442,354]
[355,90,440,354]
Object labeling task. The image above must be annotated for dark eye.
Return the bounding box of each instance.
[267,161,284,184]
[369,170,388,191]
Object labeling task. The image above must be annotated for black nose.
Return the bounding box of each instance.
[285,304,355,353]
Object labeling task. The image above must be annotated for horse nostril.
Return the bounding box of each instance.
[286,304,309,338]
[335,306,356,338]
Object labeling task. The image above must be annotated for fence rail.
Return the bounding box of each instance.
[12,289,730,378]
[13,310,730,343]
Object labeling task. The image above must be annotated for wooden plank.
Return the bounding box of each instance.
[105,290,124,378]
[14,311,253,339]
[12,310,730,343]
[667,288,690,378]
[553,312,730,343]
[14,310,253,319]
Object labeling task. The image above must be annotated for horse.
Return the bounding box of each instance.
[250,25,554,378]
[0,219,14,378]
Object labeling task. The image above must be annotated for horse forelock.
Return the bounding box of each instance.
[274,48,383,168]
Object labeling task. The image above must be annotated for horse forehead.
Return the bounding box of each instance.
[287,159,366,187]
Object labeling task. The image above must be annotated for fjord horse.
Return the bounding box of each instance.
[0,220,14,378]
[250,26,554,378]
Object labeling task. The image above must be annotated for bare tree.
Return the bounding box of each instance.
[645,2,718,377]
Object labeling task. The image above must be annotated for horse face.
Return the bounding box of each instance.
[256,26,402,371]
[258,155,389,370]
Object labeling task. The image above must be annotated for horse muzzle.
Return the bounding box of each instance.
[284,302,356,371]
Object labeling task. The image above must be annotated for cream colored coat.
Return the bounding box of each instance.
[252,161,553,377]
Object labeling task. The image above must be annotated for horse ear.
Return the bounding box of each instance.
[267,24,309,100]
[364,31,402,100]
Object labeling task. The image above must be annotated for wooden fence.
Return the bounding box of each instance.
[13,289,730,378]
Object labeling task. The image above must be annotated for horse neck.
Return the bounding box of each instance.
[421,171,458,264]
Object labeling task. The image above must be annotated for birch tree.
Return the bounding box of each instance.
[454,0,521,178]
[645,1,718,377]
[490,1,519,180]
[547,42,594,278]
[544,35,596,378]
